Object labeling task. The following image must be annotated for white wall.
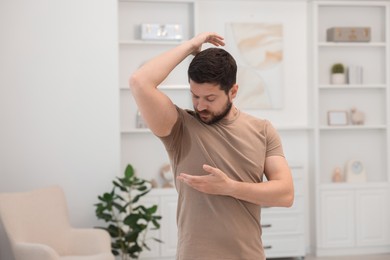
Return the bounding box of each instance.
[0,0,119,258]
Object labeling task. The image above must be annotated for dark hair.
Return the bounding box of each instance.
[188,48,237,94]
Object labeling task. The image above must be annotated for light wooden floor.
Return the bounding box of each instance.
[272,254,390,260]
[306,254,390,260]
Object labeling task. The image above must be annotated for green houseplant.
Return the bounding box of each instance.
[330,63,346,84]
[94,164,162,260]
[331,63,345,74]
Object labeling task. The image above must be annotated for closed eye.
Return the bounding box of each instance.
[191,94,200,99]
[191,92,217,102]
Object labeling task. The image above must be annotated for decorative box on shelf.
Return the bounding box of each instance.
[141,23,183,41]
[326,27,371,42]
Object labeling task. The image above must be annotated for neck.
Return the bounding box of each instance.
[227,105,238,119]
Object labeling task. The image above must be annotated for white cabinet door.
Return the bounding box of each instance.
[138,196,161,258]
[319,190,355,248]
[160,195,178,257]
[356,189,390,246]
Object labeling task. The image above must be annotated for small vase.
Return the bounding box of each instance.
[332,167,343,183]
[331,73,346,84]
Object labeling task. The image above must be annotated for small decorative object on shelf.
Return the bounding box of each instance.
[328,110,348,126]
[350,107,365,125]
[326,27,371,42]
[160,163,174,188]
[150,178,158,188]
[347,65,363,84]
[136,110,148,129]
[345,159,367,183]
[141,23,183,41]
[332,167,344,183]
[330,63,346,84]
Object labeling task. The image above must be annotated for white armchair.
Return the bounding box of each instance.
[0,185,115,260]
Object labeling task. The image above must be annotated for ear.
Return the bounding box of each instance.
[230,84,239,98]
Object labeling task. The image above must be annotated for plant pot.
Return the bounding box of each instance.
[331,73,346,84]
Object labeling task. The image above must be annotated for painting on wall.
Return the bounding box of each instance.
[225,23,284,110]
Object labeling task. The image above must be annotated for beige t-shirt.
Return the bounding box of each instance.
[159,107,285,260]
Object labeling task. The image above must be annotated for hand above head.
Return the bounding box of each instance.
[189,32,225,56]
[177,164,234,196]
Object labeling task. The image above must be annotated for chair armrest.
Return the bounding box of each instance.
[13,242,59,260]
[67,228,112,255]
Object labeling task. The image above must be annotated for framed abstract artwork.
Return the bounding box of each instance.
[225,23,284,110]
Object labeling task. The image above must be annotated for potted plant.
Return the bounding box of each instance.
[330,63,346,84]
[94,164,162,260]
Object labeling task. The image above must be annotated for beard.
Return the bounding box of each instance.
[195,100,233,125]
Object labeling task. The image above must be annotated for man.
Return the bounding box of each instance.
[130,32,294,260]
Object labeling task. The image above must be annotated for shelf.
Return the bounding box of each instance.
[319,84,386,89]
[120,84,190,91]
[318,42,386,47]
[121,129,151,134]
[159,84,190,90]
[276,126,314,131]
[119,40,184,46]
[320,182,390,191]
[319,125,387,130]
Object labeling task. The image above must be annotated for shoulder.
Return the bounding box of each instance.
[239,111,275,131]
[172,106,204,132]
[177,107,197,122]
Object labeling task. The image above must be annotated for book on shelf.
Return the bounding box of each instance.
[347,65,363,85]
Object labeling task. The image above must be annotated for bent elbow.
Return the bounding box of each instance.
[283,179,295,207]
[129,71,147,94]
[129,73,139,92]
[277,187,294,208]
[284,192,295,208]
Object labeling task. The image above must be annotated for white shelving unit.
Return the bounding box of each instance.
[118,0,195,184]
[312,0,390,256]
[118,0,195,89]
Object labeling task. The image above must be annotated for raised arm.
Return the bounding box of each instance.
[129,32,225,137]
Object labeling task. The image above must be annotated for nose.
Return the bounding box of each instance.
[195,99,208,111]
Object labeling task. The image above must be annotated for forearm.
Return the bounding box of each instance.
[130,40,195,90]
[177,162,294,207]
[228,179,294,207]
[130,32,224,91]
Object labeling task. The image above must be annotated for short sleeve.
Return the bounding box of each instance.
[265,121,285,158]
